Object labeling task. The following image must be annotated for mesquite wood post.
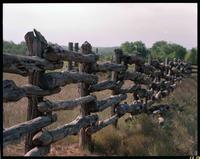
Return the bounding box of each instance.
[74,43,79,68]
[165,57,168,66]
[165,57,169,77]
[148,54,152,65]
[79,41,96,151]
[68,42,73,71]
[133,53,143,103]
[24,30,47,153]
[144,54,153,109]
[111,49,122,128]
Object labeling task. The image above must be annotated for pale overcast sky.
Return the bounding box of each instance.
[3,3,197,49]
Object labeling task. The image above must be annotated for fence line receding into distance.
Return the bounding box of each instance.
[3,29,195,156]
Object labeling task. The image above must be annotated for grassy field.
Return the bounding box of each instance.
[3,70,197,156]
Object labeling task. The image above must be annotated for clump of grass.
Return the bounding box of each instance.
[93,126,123,155]
[119,134,150,155]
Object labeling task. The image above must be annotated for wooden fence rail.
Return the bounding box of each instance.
[3,114,57,147]
[3,53,63,76]
[3,29,193,156]
[3,80,61,102]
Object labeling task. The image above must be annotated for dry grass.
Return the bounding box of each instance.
[3,72,197,156]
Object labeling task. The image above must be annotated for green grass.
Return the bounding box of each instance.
[92,74,197,156]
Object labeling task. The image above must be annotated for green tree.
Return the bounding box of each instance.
[3,40,28,55]
[121,41,149,58]
[185,48,197,65]
[169,43,187,59]
[132,41,149,58]
[121,41,135,54]
[151,41,187,60]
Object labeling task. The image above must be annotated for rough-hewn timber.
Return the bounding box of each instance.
[140,64,156,75]
[25,146,50,156]
[3,53,63,76]
[24,29,47,153]
[147,104,171,114]
[122,71,151,85]
[37,95,97,112]
[111,49,123,128]
[89,94,127,112]
[87,102,175,134]
[116,102,145,116]
[119,85,153,98]
[67,42,73,71]
[3,80,61,102]
[3,114,57,146]
[32,115,98,146]
[43,44,98,63]
[94,63,126,72]
[122,53,145,65]
[88,80,123,92]
[78,41,96,151]
[2,29,193,156]
[38,71,98,90]
[86,114,119,134]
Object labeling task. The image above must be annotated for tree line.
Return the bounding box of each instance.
[3,41,28,55]
[121,40,197,65]
[3,40,197,65]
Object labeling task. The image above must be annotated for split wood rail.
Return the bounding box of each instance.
[3,29,194,156]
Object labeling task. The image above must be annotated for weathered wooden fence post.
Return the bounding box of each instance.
[165,57,168,66]
[148,54,152,65]
[24,30,48,153]
[79,41,96,151]
[133,53,143,102]
[143,54,152,109]
[74,43,79,68]
[68,42,73,71]
[165,57,169,76]
[111,49,122,128]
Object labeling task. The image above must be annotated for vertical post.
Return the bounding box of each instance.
[165,57,168,66]
[24,30,47,153]
[74,43,79,68]
[111,49,122,128]
[79,41,96,151]
[134,53,143,102]
[144,55,153,110]
[148,54,152,65]
[68,42,73,71]
[165,57,169,76]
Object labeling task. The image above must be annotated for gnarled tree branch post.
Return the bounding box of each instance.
[144,54,153,109]
[148,54,152,65]
[133,52,143,106]
[79,41,96,151]
[165,57,168,66]
[74,43,79,69]
[24,30,48,153]
[68,42,73,71]
[111,49,122,128]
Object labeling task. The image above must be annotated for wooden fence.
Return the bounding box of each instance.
[3,29,194,156]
